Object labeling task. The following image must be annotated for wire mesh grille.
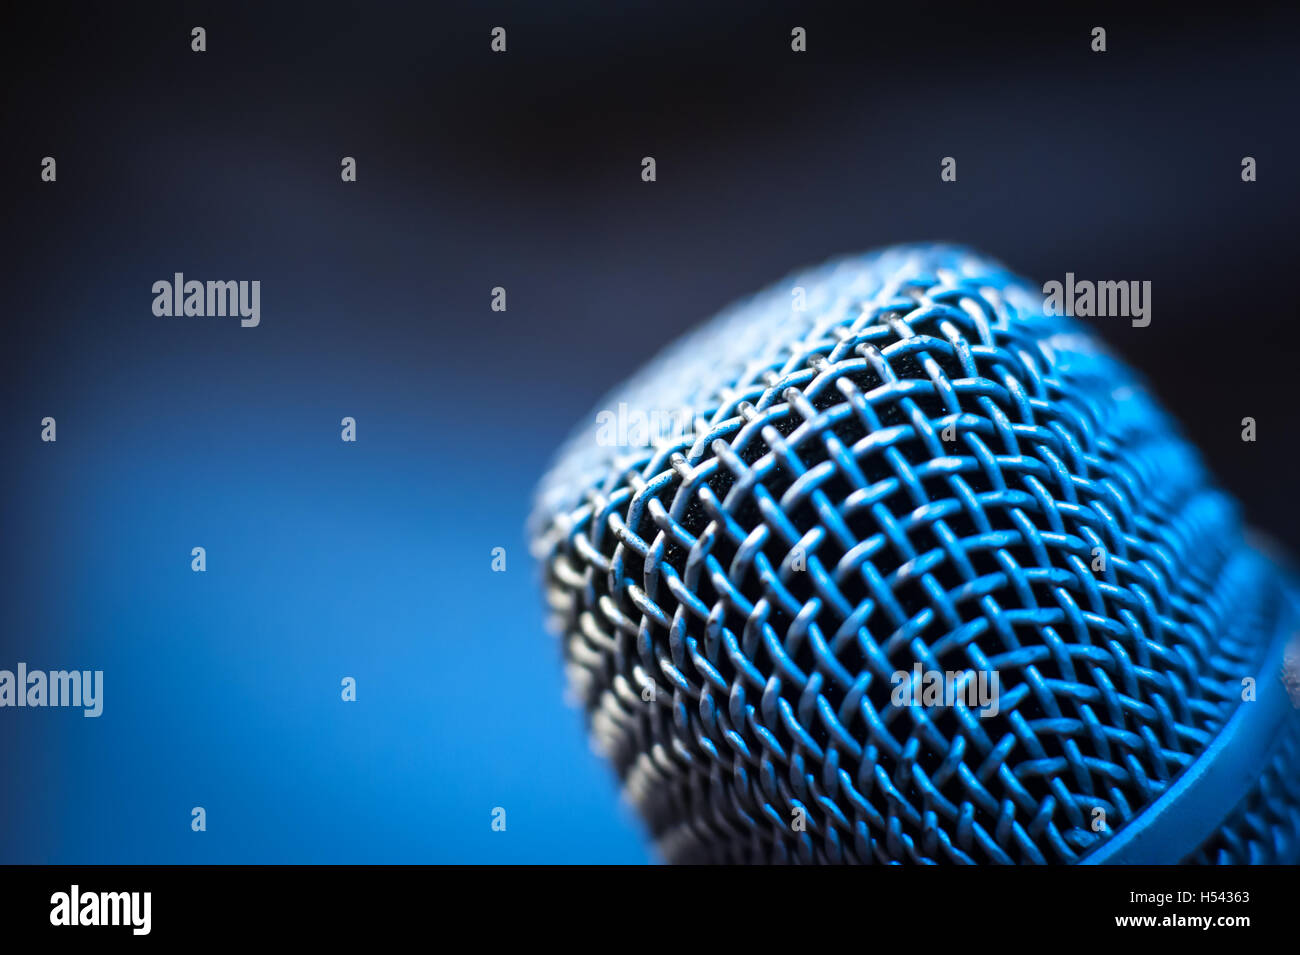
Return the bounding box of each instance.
[530,245,1299,864]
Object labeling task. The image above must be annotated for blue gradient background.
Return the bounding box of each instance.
[2,2,1298,862]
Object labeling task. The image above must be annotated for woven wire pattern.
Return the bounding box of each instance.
[1182,704,1300,864]
[531,245,1294,864]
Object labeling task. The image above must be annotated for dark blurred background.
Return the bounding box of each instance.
[2,1,1297,862]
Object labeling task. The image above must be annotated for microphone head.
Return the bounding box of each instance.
[530,244,1300,864]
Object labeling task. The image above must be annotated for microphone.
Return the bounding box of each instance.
[530,244,1300,864]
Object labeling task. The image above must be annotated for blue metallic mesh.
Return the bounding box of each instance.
[530,245,1300,864]
[1182,711,1300,864]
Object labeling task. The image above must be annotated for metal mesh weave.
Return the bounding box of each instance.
[530,245,1300,864]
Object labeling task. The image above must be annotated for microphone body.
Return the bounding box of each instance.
[531,245,1300,864]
